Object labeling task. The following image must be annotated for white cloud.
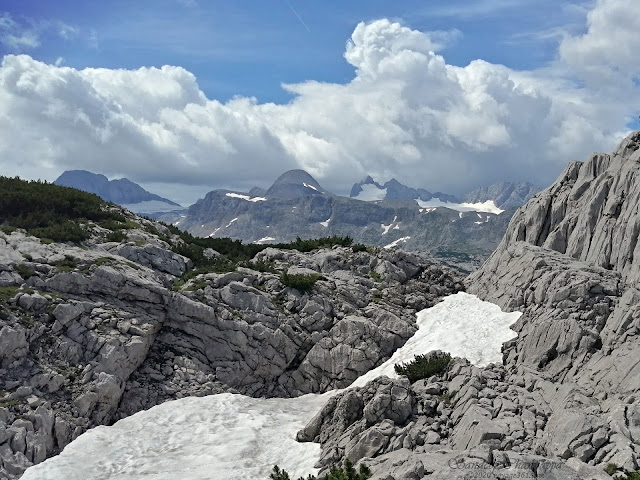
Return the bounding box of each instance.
[0,2,637,205]
[558,0,640,90]
[0,13,40,50]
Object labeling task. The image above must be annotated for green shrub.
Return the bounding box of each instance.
[270,459,371,480]
[274,235,353,253]
[106,230,127,243]
[280,272,324,292]
[16,263,35,279]
[605,464,619,475]
[369,271,382,282]
[241,260,279,273]
[394,352,452,383]
[625,472,640,480]
[54,256,78,273]
[351,243,367,253]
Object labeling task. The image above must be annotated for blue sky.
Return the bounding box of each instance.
[0,0,638,204]
[2,0,583,103]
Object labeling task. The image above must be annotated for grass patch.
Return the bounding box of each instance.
[394,352,452,383]
[94,257,113,266]
[369,271,382,282]
[186,280,208,291]
[240,259,279,273]
[0,399,21,408]
[0,286,20,303]
[439,390,457,405]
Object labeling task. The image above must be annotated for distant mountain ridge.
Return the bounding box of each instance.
[156,169,522,271]
[54,170,182,214]
[350,176,457,203]
[350,176,537,209]
[464,181,538,209]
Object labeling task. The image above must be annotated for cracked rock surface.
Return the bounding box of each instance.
[0,224,462,478]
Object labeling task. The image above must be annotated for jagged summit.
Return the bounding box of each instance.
[54,170,182,213]
[464,181,538,209]
[350,176,457,203]
[265,169,329,198]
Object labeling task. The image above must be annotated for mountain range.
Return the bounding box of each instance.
[53,169,537,271]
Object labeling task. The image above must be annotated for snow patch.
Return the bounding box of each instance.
[416,199,503,215]
[353,184,387,201]
[384,236,410,249]
[381,216,398,235]
[226,193,267,202]
[303,183,319,192]
[319,219,330,227]
[474,215,491,225]
[208,227,221,238]
[254,237,276,244]
[225,218,238,228]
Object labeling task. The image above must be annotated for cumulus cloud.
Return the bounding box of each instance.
[0,2,638,203]
[559,0,640,91]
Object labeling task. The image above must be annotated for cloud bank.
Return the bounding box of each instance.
[0,0,638,203]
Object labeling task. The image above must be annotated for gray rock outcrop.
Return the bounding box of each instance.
[0,223,463,478]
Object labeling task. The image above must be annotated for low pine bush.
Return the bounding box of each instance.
[270,459,371,480]
[280,272,324,292]
[394,352,452,383]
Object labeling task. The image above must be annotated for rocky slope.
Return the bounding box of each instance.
[287,133,640,479]
[0,209,464,478]
[54,170,182,214]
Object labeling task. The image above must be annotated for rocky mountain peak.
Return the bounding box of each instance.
[54,170,181,213]
[265,169,329,198]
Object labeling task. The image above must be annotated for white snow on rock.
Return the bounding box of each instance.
[303,183,320,192]
[383,236,410,249]
[416,199,504,215]
[381,216,398,235]
[319,219,330,227]
[22,393,332,480]
[225,217,238,228]
[225,192,267,202]
[254,237,276,244]
[23,293,519,480]
[353,184,387,201]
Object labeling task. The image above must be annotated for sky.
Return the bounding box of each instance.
[0,0,639,205]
